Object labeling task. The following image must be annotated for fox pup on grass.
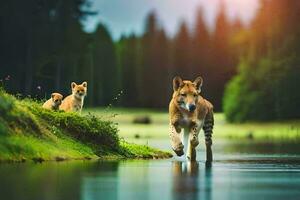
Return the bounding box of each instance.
[42,93,63,110]
[60,81,87,113]
[169,76,214,162]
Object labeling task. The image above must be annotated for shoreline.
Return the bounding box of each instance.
[0,89,172,163]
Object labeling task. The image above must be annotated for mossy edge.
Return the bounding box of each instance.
[0,89,172,163]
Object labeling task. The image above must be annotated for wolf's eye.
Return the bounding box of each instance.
[194,94,198,97]
[180,93,187,97]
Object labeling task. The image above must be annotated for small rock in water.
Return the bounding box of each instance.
[32,157,44,163]
[55,156,66,162]
[247,131,254,140]
[134,134,141,139]
[133,116,152,124]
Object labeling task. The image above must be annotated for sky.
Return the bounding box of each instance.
[82,0,260,40]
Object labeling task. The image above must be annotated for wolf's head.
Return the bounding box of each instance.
[51,92,63,108]
[71,81,87,99]
[172,76,203,112]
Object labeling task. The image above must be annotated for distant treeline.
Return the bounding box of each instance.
[223,0,300,121]
[0,0,241,111]
[116,7,243,110]
[1,0,299,121]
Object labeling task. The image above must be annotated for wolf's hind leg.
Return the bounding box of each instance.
[203,111,214,162]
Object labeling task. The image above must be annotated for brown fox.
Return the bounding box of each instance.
[42,93,63,110]
[59,81,87,113]
[169,76,214,162]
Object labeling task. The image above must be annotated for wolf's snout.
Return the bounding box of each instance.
[188,104,196,112]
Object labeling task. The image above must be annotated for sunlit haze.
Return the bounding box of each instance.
[83,0,260,40]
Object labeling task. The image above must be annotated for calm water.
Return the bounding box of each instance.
[1,139,300,200]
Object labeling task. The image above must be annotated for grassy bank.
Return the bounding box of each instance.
[87,108,300,141]
[0,90,171,162]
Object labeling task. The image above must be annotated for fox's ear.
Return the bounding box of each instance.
[173,76,183,91]
[51,93,55,99]
[71,82,76,89]
[82,81,87,88]
[193,76,203,93]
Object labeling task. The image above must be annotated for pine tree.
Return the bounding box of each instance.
[140,11,159,107]
[210,2,233,111]
[192,7,211,75]
[191,7,213,100]
[173,21,193,79]
[92,24,119,106]
[117,34,139,107]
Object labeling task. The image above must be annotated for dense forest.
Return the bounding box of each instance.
[0,0,299,121]
[0,0,240,111]
[223,0,300,122]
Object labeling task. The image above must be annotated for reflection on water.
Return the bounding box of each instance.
[172,161,200,200]
[172,161,212,200]
[1,140,300,200]
[81,162,119,200]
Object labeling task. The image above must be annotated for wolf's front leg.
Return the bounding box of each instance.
[187,121,202,161]
[169,123,184,156]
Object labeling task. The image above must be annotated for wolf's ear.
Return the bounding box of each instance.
[82,81,87,88]
[193,76,203,93]
[71,82,76,89]
[51,93,55,99]
[173,76,183,91]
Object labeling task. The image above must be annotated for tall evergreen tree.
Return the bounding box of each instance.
[210,2,234,111]
[92,24,119,106]
[192,7,211,73]
[140,11,160,107]
[117,34,139,107]
[173,21,193,79]
[191,7,212,100]
[152,28,170,107]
